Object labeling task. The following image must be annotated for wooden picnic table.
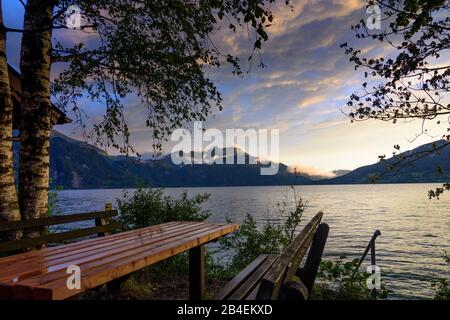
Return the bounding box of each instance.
[0,221,239,300]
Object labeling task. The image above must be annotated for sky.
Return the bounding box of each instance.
[4,0,449,175]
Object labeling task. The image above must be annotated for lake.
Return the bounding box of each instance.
[55,183,450,299]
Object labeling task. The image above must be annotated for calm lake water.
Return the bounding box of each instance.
[55,183,450,299]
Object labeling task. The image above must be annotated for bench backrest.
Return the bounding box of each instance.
[0,204,120,254]
[255,211,323,299]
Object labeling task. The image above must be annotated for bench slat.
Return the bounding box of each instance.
[0,210,118,232]
[0,222,121,253]
[255,212,323,300]
[228,255,278,300]
[245,282,261,300]
[213,254,269,300]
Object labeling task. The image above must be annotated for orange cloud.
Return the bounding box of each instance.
[298,95,326,108]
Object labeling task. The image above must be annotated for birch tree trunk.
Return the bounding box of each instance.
[19,0,55,234]
[0,2,21,240]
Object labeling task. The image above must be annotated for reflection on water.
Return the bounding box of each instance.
[56,183,450,299]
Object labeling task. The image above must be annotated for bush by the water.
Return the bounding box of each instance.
[431,251,450,300]
[117,188,212,276]
[118,188,210,230]
[313,256,390,300]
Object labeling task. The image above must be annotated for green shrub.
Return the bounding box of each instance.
[44,186,63,236]
[431,278,450,300]
[48,185,64,217]
[313,256,389,300]
[116,188,214,276]
[117,188,210,230]
[444,251,450,264]
[218,192,305,275]
[431,251,450,300]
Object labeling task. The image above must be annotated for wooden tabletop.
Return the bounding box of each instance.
[0,221,239,300]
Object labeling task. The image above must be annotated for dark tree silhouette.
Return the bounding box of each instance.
[343,0,450,197]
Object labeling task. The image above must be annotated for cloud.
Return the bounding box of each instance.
[298,95,327,108]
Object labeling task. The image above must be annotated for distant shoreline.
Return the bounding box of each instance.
[53,181,447,192]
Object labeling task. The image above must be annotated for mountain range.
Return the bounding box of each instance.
[46,131,312,188]
[322,139,450,184]
[13,130,450,189]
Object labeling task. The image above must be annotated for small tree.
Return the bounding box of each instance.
[0,0,292,226]
[117,188,210,230]
[342,0,450,196]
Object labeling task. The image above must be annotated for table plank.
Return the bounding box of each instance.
[0,222,211,282]
[0,222,215,285]
[12,224,224,289]
[0,222,200,275]
[0,221,239,300]
[0,221,183,266]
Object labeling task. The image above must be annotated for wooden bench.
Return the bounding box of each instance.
[0,204,120,254]
[213,212,328,300]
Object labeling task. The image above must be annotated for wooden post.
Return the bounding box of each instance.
[189,245,205,300]
[106,274,130,296]
[95,203,113,237]
[100,203,123,295]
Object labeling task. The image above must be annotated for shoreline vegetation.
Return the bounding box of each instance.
[69,187,443,300]
[51,181,450,192]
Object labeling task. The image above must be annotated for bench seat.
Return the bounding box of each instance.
[213,212,329,300]
[214,254,277,300]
